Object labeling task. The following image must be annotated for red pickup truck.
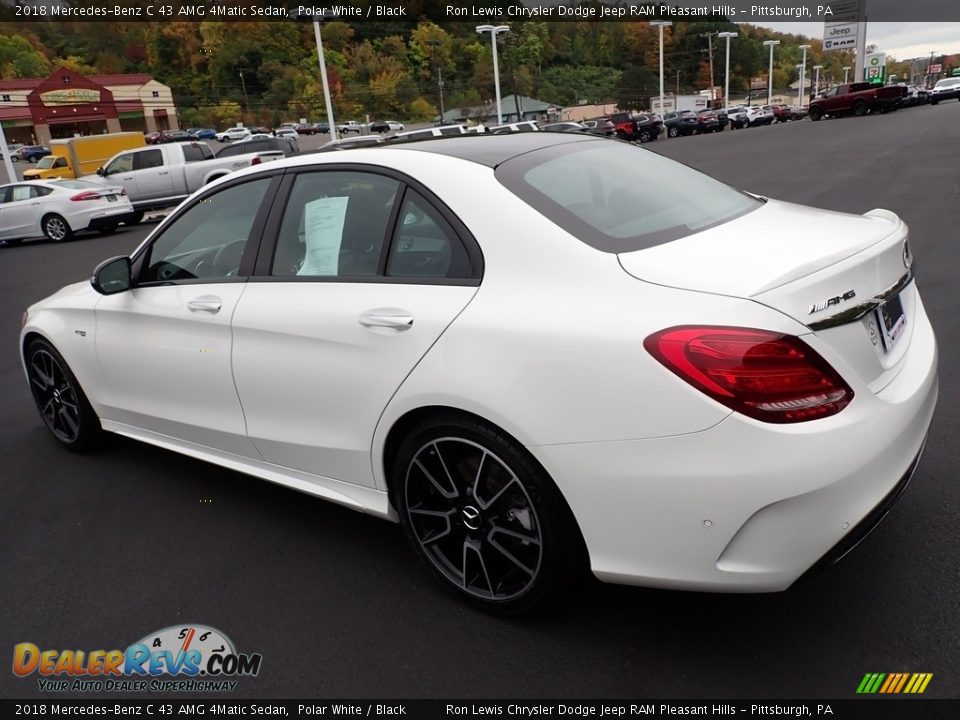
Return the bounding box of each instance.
[808,82,907,121]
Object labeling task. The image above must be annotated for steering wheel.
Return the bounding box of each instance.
[211,238,247,278]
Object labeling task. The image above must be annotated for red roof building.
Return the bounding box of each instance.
[0,68,178,145]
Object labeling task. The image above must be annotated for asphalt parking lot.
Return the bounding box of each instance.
[1,103,958,700]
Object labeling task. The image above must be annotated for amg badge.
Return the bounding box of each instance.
[809,290,856,315]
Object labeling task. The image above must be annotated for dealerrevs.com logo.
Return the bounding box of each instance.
[13,625,262,692]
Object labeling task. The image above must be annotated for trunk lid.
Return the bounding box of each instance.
[619,199,914,389]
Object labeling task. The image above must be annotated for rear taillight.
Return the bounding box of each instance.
[251,156,262,165]
[644,326,854,423]
[70,191,100,201]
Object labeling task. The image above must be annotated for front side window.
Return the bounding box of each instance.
[497,141,761,253]
[141,178,271,283]
[105,153,133,175]
[270,172,400,278]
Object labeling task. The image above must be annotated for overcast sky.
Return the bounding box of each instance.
[746,22,959,60]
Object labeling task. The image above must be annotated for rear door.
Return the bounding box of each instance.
[231,168,482,489]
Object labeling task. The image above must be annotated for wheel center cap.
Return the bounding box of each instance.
[52,389,61,403]
[462,505,481,531]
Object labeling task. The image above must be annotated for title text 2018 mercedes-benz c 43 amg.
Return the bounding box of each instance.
[21,134,937,612]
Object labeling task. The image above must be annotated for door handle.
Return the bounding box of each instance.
[187,296,222,313]
[358,312,414,330]
[121,176,134,180]
[29,202,41,206]
[158,171,169,176]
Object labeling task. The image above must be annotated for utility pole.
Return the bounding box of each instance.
[239,70,250,116]
[425,39,445,121]
[700,32,717,104]
[676,68,681,98]
[649,21,672,117]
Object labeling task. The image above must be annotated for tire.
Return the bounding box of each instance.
[97,223,119,236]
[853,100,868,117]
[29,156,38,163]
[809,105,824,122]
[42,214,72,242]
[123,211,144,226]
[639,129,653,143]
[930,99,938,105]
[668,126,679,138]
[25,338,102,452]
[391,413,586,614]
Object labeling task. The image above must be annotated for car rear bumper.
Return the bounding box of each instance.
[527,303,938,593]
[84,207,136,230]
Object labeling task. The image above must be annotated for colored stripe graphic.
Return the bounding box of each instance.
[857,672,932,694]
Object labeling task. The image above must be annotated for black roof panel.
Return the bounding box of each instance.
[388,132,610,168]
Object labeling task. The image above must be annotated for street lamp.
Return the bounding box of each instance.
[650,21,673,117]
[812,65,823,95]
[476,25,510,124]
[290,8,338,140]
[718,31,738,109]
[798,44,811,106]
[238,71,250,116]
[843,66,851,83]
[762,40,780,105]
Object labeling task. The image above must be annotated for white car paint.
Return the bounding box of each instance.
[215,128,251,142]
[0,179,133,242]
[20,136,938,603]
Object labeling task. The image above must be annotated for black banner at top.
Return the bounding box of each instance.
[0,0,959,23]
[1,700,960,720]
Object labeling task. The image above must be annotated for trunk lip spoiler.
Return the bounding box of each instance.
[807,266,914,332]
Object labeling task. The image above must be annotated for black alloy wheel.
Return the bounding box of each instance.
[393,415,584,614]
[26,340,102,450]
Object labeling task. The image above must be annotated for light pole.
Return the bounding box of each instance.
[312,19,338,140]
[650,21,673,116]
[238,71,250,116]
[843,66,851,83]
[476,25,510,124]
[290,8,338,140]
[812,65,823,96]
[0,116,14,183]
[798,44,811,106]
[763,40,780,105]
[718,31,738,109]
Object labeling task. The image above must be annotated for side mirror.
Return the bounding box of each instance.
[97,166,106,176]
[91,256,131,295]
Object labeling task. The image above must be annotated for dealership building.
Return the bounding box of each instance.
[0,68,179,145]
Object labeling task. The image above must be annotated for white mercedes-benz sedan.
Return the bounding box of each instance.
[20,133,938,613]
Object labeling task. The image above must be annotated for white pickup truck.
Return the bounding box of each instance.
[83,142,282,223]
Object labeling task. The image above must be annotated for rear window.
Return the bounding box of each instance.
[496,141,761,253]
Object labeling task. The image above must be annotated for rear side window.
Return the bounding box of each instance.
[496,141,761,253]
[270,172,400,277]
[182,144,212,162]
[386,190,473,279]
[134,149,163,170]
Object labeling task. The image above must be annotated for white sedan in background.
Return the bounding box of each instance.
[19,134,937,613]
[0,179,133,245]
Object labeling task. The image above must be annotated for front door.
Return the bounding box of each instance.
[94,176,275,456]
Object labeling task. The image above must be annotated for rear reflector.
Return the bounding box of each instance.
[70,191,101,201]
[644,326,854,423]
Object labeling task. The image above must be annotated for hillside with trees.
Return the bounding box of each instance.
[1,19,947,125]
